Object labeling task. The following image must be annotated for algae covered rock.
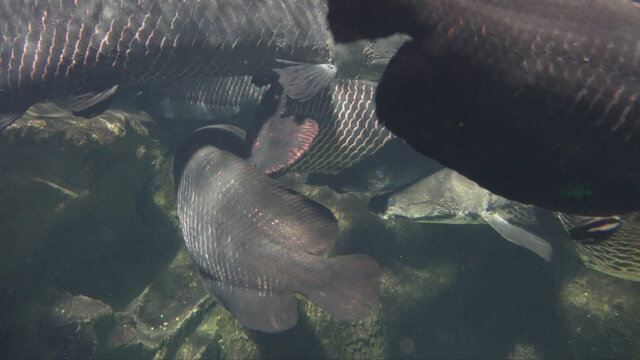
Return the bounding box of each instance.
[0,104,181,357]
[40,292,113,359]
[2,102,640,359]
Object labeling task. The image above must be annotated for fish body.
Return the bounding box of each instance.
[372,168,534,225]
[370,168,552,261]
[143,76,395,175]
[136,76,268,121]
[305,139,443,194]
[0,0,334,129]
[567,211,640,281]
[328,0,640,215]
[259,78,395,175]
[176,139,379,332]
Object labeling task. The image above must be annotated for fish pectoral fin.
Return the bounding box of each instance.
[303,254,380,323]
[274,60,336,101]
[482,211,553,262]
[248,112,319,174]
[200,276,298,333]
[65,85,119,113]
[0,107,29,131]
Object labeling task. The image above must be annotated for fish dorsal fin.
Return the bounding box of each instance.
[65,85,119,113]
[248,106,319,174]
[173,124,247,188]
[482,211,553,262]
[274,60,336,101]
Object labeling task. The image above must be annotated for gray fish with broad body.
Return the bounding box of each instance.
[369,168,553,262]
[328,0,640,215]
[176,128,380,333]
[0,0,336,130]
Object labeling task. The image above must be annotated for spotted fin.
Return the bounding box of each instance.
[274,60,336,101]
[66,85,119,113]
[248,113,319,174]
[200,274,298,333]
[482,211,553,262]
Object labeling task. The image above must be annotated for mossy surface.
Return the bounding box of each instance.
[1,106,639,359]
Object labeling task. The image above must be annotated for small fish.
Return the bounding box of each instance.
[370,168,553,262]
[568,211,640,281]
[328,0,640,215]
[0,0,336,130]
[556,213,622,244]
[176,126,380,333]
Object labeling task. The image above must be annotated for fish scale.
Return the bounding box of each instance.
[139,76,395,175]
[568,211,640,281]
[0,0,332,120]
[284,79,395,174]
[328,0,640,214]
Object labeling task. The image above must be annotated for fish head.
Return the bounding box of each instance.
[369,168,487,223]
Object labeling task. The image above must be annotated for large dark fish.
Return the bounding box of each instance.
[176,128,380,333]
[328,0,640,215]
[0,0,336,130]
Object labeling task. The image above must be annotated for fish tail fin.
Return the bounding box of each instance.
[200,275,299,333]
[274,61,336,101]
[304,254,380,322]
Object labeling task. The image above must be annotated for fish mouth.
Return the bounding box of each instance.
[367,191,395,217]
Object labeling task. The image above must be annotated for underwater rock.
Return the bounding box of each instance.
[40,292,113,359]
[123,264,214,358]
[559,268,640,357]
[0,103,181,357]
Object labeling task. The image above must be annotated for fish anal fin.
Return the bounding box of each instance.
[303,254,380,322]
[274,61,336,101]
[249,114,319,174]
[482,211,553,262]
[66,85,119,113]
[201,276,298,333]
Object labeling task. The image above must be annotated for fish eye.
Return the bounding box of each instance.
[387,196,395,206]
[375,169,385,179]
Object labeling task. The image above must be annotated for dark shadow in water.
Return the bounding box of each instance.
[248,309,329,359]
[46,179,181,309]
[378,225,571,358]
